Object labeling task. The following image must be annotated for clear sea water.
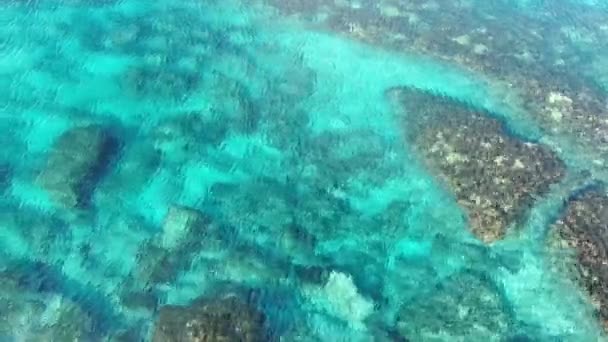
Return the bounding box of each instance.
[1,0,608,341]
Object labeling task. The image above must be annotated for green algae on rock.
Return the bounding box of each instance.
[389,87,565,243]
[396,270,512,341]
[550,186,608,330]
[36,125,117,208]
[152,293,267,342]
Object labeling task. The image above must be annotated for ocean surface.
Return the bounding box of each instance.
[1,0,608,341]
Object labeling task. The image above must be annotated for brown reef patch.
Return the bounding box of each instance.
[390,87,565,242]
[550,185,608,329]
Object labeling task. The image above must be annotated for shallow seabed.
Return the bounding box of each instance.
[1,0,608,341]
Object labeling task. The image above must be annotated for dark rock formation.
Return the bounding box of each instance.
[396,270,512,341]
[37,125,117,208]
[550,186,608,329]
[390,87,565,242]
[152,293,266,342]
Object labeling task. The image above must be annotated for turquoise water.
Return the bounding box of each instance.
[1,0,608,341]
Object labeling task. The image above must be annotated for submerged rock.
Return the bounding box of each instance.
[389,87,565,243]
[396,270,512,341]
[160,205,210,250]
[301,270,375,332]
[550,185,608,329]
[130,204,312,291]
[0,273,96,341]
[152,293,266,342]
[123,205,217,313]
[133,205,214,285]
[37,125,117,208]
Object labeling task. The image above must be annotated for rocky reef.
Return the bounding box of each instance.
[389,87,565,242]
[152,292,267,342]
[36,125,118,208]
[396,270,513,341]
[264,0,608,168]
[550,185,608,329]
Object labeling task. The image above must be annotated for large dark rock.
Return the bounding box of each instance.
[550,186,608,329]
[152,293,266,342]
[37,125,117,208]
[389,87,565,243]
[396,271,513,341]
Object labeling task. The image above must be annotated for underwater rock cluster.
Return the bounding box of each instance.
[131,205,214,287]
[389,87,565,242]
[550,186,608,329]
[120,204,274,316]
[152,292,267,342]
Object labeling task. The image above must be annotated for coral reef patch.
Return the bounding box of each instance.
[549,185,608,330]
[389,87,565,242]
